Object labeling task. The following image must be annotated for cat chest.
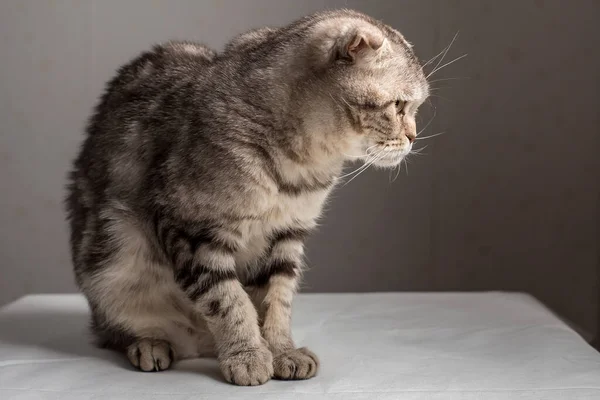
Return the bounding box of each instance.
[233,188,330,268]
[266,189,330,227]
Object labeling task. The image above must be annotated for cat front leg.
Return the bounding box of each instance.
[163,221,273,385]
[246,227,319,380]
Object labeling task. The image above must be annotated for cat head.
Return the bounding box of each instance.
[303,11,429,168]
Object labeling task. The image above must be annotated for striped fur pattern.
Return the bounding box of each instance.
[65,9,428,386]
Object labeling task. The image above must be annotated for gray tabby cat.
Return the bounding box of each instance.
[66,9,429,386]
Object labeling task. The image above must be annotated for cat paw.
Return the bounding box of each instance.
[220,345,274,386]
[127,339,173,372]
[273,347,319,380]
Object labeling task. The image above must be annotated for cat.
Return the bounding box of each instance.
[65,9,429,386]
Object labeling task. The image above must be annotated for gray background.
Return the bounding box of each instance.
[1,1,599,343]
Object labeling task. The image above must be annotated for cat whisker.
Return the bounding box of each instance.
[416,107,437,136]
[426,31,459,77]
[426,53,468,79]
[428,77,470,84]
[343,150,387,186]
[328,92,343,109]
[420,52,445,70]
[338,162,370,179]
[410,144,429,155]
[343,152,368,158]
[415,131,446,141]
[420,32,458,70]
[428,94,452,102]
[391,163,403,183]
[339,163,373,181]
[341,148,386,180]
[365,144,380,154]
[339,95,354,109]
[424,98,437,113]
[343,144,380,159]
[429,86,453,92]
[328,90,355,109]
[338,150,382,179]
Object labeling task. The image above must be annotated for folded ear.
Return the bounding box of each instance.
[307,21,386,68]
[335,28,385,63]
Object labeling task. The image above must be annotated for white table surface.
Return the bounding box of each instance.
[1,292,599,400]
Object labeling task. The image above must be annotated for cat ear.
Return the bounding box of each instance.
[335,28,385,63]
[308,21,386,68]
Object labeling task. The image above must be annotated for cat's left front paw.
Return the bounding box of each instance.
[273,347,319,380]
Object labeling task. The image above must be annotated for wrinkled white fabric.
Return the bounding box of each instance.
[1,293,599,400]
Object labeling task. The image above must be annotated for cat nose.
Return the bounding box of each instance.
[405,132,416,144]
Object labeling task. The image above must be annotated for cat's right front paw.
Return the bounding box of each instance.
[219,345,274,386]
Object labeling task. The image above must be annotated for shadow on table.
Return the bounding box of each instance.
[0,307,224,383]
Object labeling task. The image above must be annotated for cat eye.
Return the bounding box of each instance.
[395,100,407,115]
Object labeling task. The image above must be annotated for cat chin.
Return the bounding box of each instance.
[372,156,405,168]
